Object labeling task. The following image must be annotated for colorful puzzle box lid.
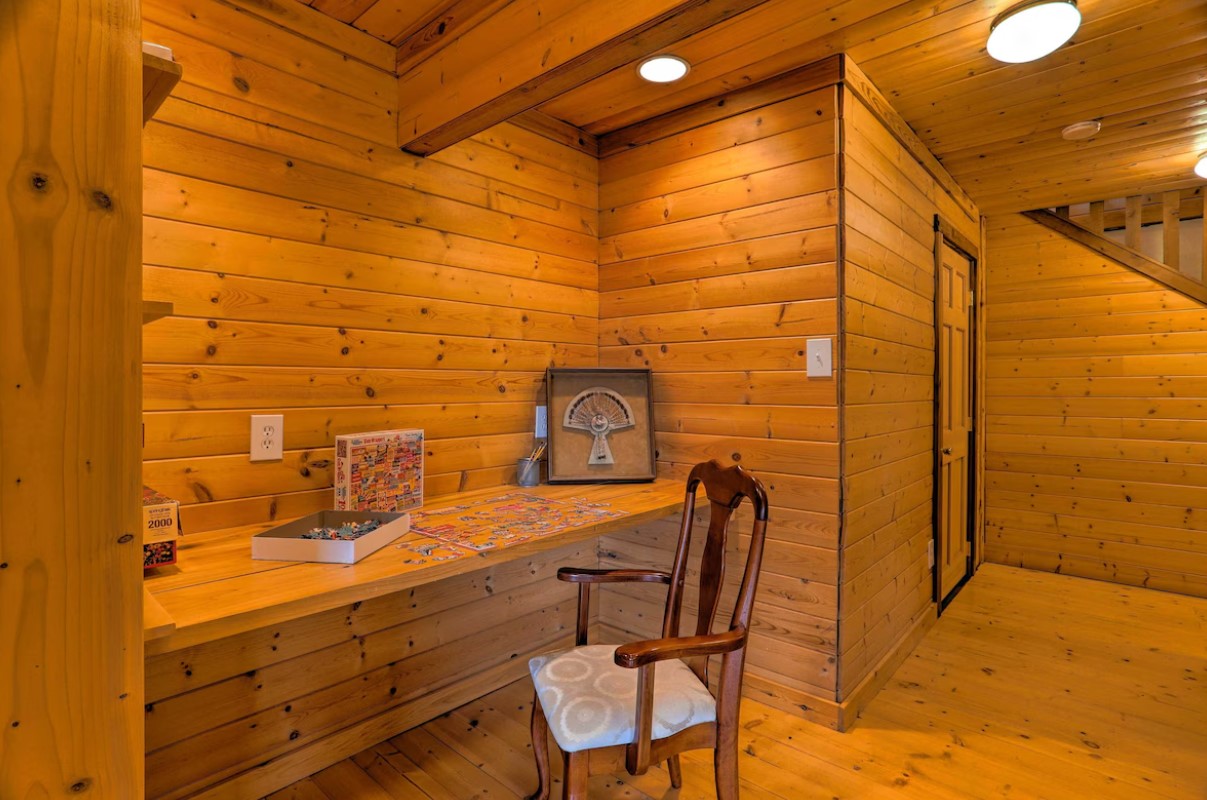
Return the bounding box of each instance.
[142,486,176,506]
[334,428,425,513]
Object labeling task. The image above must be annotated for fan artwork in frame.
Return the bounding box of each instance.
[546,368,656,483]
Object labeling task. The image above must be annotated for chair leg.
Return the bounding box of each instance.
[528,693,551,800]
[714,739,739,800]
[563,750,589,799]
[667,755,683,789]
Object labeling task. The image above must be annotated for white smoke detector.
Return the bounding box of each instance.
[1061,120,1101,141]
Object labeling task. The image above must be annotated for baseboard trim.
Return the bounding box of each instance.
[742,672,841,730]
[836,605,937,730]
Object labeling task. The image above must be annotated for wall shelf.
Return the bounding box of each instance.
[142,300,174,324]
[142,50,182,125]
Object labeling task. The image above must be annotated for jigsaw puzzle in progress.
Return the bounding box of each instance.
[409,493,626,552]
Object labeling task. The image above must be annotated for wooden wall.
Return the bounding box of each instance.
[139,0,599,535]
[595,61,844,724]
[0,0,144,795]
[837,82,982,704]
[984,213,1207,598]
[144,540,585,799]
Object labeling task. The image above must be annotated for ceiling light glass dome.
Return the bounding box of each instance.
[638,55,690,83]
[987,0,1081,64]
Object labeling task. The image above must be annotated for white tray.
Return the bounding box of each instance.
[251,510,410,564]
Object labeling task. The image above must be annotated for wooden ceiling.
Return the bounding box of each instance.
[304,0,1207,215]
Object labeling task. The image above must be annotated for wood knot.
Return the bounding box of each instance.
[69,779,91,793]
[91,191,112,210]
[30,173,49,191]
[117,533,134,544]
[233,76,250,92]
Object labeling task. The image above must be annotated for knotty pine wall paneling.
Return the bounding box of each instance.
[837,82,983,706]
[984,214,1207,597]
[596,61,845,726]
[144,541,587,800]
[140,0,599,535]
[138,3,598,795]
[1,0,144,794]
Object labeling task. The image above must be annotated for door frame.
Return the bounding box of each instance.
[933,215,980,613]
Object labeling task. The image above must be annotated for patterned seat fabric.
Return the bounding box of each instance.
[529,645,717,753]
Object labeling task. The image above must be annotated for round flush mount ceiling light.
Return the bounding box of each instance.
[987,0,1081,63]
[638,55,690,83]
[1061,120,1101,141]
[1195,153,1207,180]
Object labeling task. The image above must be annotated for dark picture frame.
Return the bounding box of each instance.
[546,368,656,484]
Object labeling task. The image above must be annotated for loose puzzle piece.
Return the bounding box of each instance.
[299,519,383,541]
[393,537,473,565]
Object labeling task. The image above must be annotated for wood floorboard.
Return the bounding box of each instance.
[265,564,1207,799]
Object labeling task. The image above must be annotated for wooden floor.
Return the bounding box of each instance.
[267,564,1207,799]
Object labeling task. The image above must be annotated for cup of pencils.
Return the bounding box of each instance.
[517,440,545,487]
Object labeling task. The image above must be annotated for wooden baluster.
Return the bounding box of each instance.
[1163,190,1181,271]
[1201,197,1206,282]
[1124,195,1143,250]
[1087,201,1105,234]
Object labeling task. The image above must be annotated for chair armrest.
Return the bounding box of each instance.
[557,567,672,584]
[613,627,745,668]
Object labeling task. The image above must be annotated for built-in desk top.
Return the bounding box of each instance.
[144,480,682,652]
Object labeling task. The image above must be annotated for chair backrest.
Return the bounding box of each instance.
[661,460,769,686]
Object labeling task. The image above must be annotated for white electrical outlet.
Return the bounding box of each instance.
[534,405,548,439]
[251,414,284,461]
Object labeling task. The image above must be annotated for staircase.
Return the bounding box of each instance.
[1026,187,1207,304]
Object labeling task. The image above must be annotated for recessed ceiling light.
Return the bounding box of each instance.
[987,0,1081,64]
[1195,153,1207,180]
[638,55,689,83]
[1061,120,1100,141]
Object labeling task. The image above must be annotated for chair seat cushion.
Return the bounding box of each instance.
[529,644,717,753]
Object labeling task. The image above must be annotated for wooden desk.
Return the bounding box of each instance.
[142,480,682,800]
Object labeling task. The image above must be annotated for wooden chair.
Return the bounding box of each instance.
[526,460,770,799]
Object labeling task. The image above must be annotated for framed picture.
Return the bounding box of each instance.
[546,368,656,484]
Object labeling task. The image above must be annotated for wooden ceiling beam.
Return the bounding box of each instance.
[396,0,773,156]
[509,110,600,158]
[307,0,377,25]
[395,0,510,73]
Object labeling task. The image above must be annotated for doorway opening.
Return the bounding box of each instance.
[934,216,979,612]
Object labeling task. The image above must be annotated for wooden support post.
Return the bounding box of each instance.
[1163,190,1181,271]
[0,0,144,795]
[1087,201,1105,234]
[1124,195,1143,250]
[1055,205,1070,219]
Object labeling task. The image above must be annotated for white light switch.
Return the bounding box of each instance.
[806,338,832,378]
